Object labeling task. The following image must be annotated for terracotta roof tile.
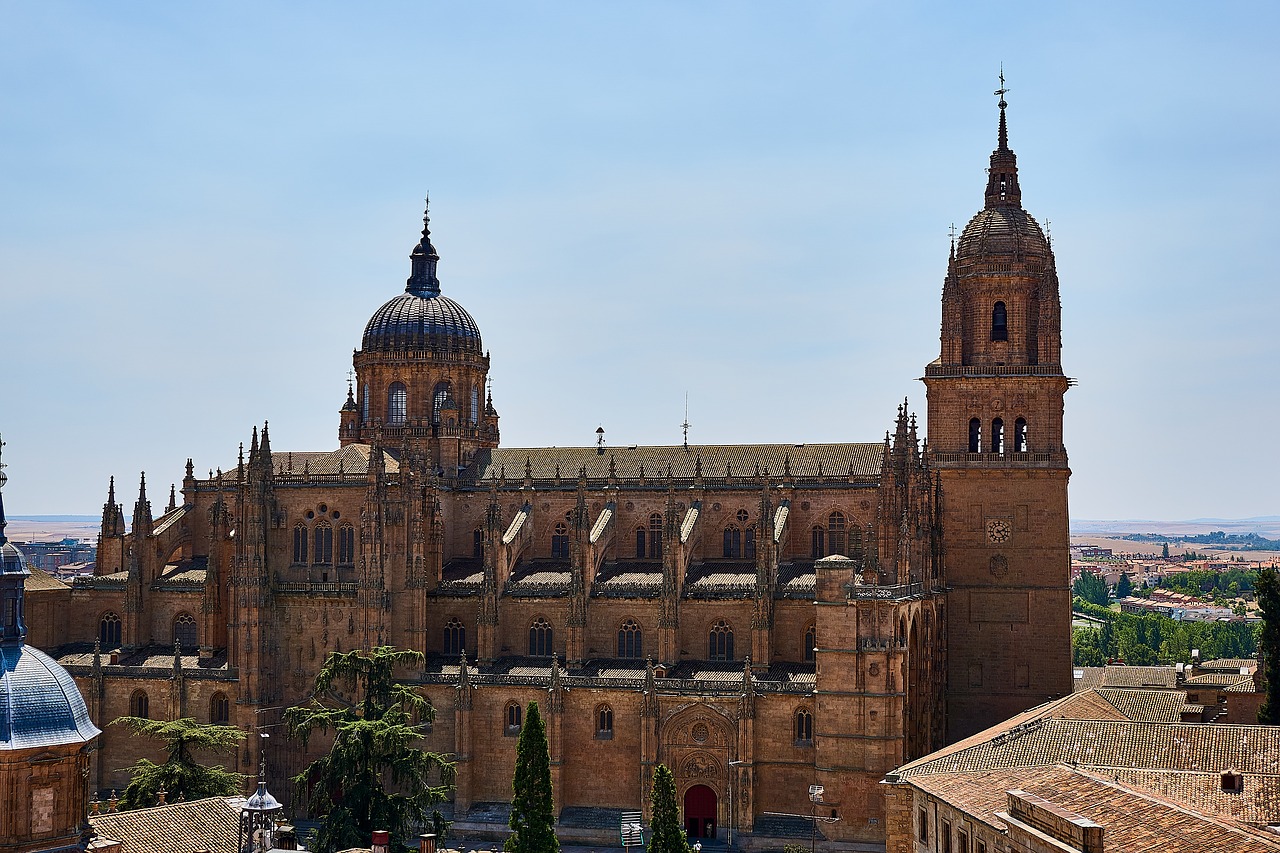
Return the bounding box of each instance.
[1096,688,1193,723]
[89,796,241,853]
[1073,665,1180,691]
[905,765,1280,852]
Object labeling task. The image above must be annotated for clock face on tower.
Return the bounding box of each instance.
[986,518,1012,544]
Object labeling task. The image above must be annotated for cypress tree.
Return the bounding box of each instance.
[506,701,559,853]
[647,763,690,853]
[1257,565,1280,724]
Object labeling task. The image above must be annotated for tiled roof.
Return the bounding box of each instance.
[156,557,206,586]
[898,717,1280,779]
[591,561,662,598]
[25,567,69,591]
[460,443,884,485]
[1073,665,1180,691]
[1096,688,1194,723]
[89,796,241,853]
[1186,672,1254,688]
[1202,658,1258,672]
[905,764,1280,852]
[1110,768,1280,826]
[684,561,756,598]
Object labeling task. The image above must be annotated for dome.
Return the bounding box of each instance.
[0,541,25,575]
[0,644,101,750]
[956,206,1049,262]
[361,292,483,354]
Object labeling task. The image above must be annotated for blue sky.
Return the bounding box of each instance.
[1,2,1276,519]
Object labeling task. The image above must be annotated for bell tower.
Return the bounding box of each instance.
[924,80,1072,739]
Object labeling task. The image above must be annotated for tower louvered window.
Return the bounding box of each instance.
[991,301,1008,341]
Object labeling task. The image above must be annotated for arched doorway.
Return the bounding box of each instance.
[684,784,717,839]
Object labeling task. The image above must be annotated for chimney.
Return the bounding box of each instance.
[418,834,437,853]
[371,831,390,853]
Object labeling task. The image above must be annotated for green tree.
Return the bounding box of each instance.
[114,717,245,809]
[1257,565,1280,724]
[1072,627,1107,667]
[506,701,559,853]
[647,764,691,853]
[1072,571,1109,607]
[1116,573,1133,599]
[285,646,453,853]
[1162,541,1170,559]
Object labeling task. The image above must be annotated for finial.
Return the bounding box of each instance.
[682,393,690,451]
[995,65,1010,151]
[407,195,442,296]
[948,223,956,259]
[1043,218,1052,247]
[167,484,177,513]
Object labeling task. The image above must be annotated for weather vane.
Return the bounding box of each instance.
[682,393,691,450]
[995,65,1009,104]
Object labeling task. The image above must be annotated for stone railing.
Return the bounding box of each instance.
[423,671,813,694]
[924,363,1065,378]
[274,581,358,598]
[848,582,929,601]
[930,451,1066,467]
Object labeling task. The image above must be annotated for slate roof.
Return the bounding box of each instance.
[904,764,1280,852]
[460,443,884,484]
[89,796,241,853]
[1073,664,1180,691]
[55,643,230,673]
[0,645,101,750]
[1095,688,1195,723]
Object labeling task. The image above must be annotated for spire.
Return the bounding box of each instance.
[259,421,272,457]
[406,195,442,297]
[984,68,1022,209]
[0,436,8,547]
[167,484,177,513]
[0,438,30,649]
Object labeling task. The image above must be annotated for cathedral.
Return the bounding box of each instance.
[46,94,1070,845]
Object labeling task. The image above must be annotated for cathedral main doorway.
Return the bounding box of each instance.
[684,784,717,838]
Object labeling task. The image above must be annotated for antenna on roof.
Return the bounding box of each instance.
[682,393,690,451]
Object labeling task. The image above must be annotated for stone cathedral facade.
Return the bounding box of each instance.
[44,98,1070,845]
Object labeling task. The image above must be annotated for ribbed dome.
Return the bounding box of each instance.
[0,644,101,750]
[956,206,1049,261]
[361,292,483,354]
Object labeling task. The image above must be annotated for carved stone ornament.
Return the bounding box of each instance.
[989,553,1009,578]
[690,721,710,744]
[681,752,719,779]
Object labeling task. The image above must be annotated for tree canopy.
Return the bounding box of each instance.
[647,763,690,853]
[505,701,559,853]
[285,646,453,853]
[113,717,245,809]
[1072,597,1257,665]
[1072,571,1109,607]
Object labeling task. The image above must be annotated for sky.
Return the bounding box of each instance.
[1,2,1277,520]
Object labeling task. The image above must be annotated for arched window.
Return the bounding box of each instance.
[313,521,333,564]
[991,418,1005,455]
[99,612,122,648]
[745,527,755,560]
[794,708,814,743]
[470,386,480,425]
[723,525,741,558]
[810,526,824,558]
[1014,417,1028,453]
[828,512,847,556]
[595,704,614,739]
[505,702,522,734]
[210,692,230,724]
[387,382,408,426]
[551,523,570,560]
[432,381,452,425]
[648,513,663,559]
[174,613,197,648]
[361,383,370,422]
[130,690,150,719]
[708,620,734,661]
[968,418,982,454]
[444,618,466,656]
[293,524,308,564]
[338,525,356,565]
[804,624,816,662]
[529,617,553,657]
[473,529,484,559]
[617,619,642,658]
[991,301,1008,341]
